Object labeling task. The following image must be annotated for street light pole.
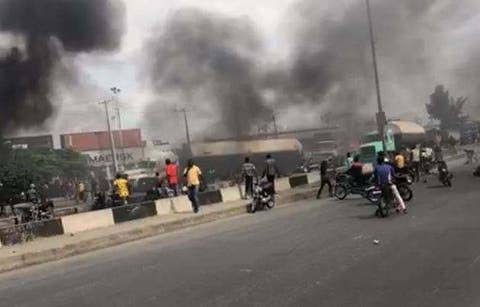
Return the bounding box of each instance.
[272,114,279,138]
[175,108,192,151]
[100,100,119,174]
[365,0,387,152]
[110,87,125,169]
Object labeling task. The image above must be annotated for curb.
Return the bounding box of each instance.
[0,188,317,273]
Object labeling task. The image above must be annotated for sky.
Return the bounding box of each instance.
[10,0,480,142]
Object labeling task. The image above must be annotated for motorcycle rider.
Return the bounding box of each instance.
[394,151,406,174]
[374,152,407,214]
[437,160,452,184]
[347,155,365,187]
[410,145,421,182]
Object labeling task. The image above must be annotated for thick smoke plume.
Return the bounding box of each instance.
[0,0,125,135]
[145,8,272,138]
[145,1,480,141]
[284,0,480,121]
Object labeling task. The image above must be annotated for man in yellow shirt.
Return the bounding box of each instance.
[183,159,202,213]
[113,174,130,205]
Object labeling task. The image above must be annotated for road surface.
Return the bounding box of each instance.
[0,161,479,306]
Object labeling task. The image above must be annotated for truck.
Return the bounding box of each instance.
[359,121,427,163]
[186,138,303,181]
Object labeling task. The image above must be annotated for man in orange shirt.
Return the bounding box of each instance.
[165,159,178,196]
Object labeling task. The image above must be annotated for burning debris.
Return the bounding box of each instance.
[0,0,125,135]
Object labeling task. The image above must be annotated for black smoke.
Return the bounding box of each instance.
[0,0,125,134]
[145,8,272,138]
[145,1,480,140]
[285,0,480,120]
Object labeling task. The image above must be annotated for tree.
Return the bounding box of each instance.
[426,85,467,130]
[0,144,88,202]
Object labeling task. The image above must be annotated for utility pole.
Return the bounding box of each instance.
[176,108,191,146]
[272,114,279,138]
[100,100,119,174]
[110,87,125,168]
[365,0,387,152]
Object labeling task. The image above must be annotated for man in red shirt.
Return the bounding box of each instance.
[165,159,178,196]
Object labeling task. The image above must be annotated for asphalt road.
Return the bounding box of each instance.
[0,160,479,307]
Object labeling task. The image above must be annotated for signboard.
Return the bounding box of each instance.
[84,147,145,167]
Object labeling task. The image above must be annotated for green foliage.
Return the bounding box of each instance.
[426,85,467,130]
[0,143,88,201]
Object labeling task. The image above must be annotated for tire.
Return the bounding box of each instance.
[334,185,348,200]
[249,202,256,213]
[398,185,413,202]
[366,189,381,204]
[266,198,275,209]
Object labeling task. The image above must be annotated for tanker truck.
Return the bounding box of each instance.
[359,121,427,163]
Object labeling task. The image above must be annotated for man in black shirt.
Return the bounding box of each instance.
[316,158,333,199]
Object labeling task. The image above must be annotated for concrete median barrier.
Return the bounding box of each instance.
[307,173,321,184]
[220,186,242,203]
[171,195,193,213]
[198,190,223,206]
[61,209,115,234]
[155,199,173,215]
[112,202,157,224]
[275,177,291,192]
[0,219,64,246]
[289,174,309,188]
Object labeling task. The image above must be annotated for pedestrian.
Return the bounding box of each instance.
[316,157,333,199]
[183,159,202,213]
[347,155,364,186]
[77,180,85,204]
[113,174,130,206]
[262,154,279,194]
[84,179,93,205]
[374,152,407,214]
[433,144,443,162]
[465,149,475,165]
[346,152,353,168]
[410,145,421,182]
[165,159,178,196]
[155,172,163,196]
[241,157,256,199]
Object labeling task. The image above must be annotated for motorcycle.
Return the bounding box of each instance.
[393,175,413,201]
[370,175,414,218]
[438,161,453,187]
[13,200,54,225]
[334,174,379,204]
[474,165,480,177]
[91,192,126,210]
[248,178,275,213]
